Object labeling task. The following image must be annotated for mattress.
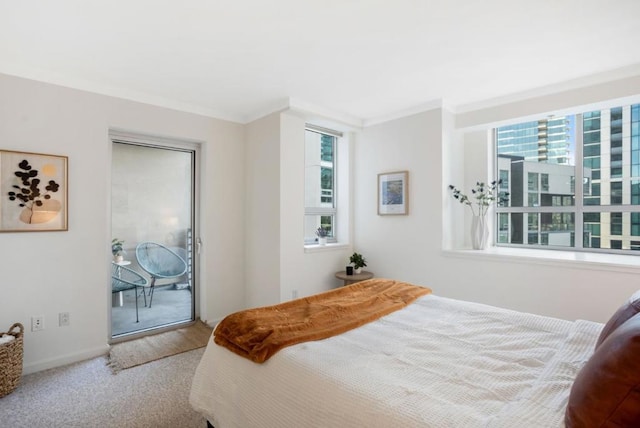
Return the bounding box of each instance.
[189,294,602,428]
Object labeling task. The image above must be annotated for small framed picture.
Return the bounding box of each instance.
[378,170,408,215]
[0,149,68,232]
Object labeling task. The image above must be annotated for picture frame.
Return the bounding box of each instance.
[0,149,68,232]
[378,170,408,215]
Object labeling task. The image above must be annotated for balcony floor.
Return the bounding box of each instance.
[111,284,193,337]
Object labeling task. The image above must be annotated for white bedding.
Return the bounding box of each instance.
[189,294,602,428]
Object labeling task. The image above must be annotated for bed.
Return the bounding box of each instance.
[189,280,640,428]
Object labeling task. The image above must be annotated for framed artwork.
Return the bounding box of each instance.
[378,170,408,215]
[0,150,68,232]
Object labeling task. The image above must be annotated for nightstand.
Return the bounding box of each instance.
[335,270,374,286]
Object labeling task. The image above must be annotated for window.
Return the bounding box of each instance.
[541,173,549,192]
[495,102,640,253]
[611,212,623,235]
[498,169,509,207]
[632,212,640,236]
[498,212,509,243]
[304,126,340,244]
[611,182,623,205]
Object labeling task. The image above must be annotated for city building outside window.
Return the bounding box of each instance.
[495,101,640,253]
[304,126,339,245]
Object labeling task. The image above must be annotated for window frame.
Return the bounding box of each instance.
[494,103,640,255]
[304,125,342,246]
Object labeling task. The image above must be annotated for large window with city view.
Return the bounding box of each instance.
[304,126,338,244]
[495,102,640,253]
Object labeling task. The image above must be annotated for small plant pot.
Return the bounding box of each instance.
[318,237,327,246]
[354,267,362,274]
[114,254,124,263]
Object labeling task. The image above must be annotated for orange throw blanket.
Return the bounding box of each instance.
[214,278,432,363]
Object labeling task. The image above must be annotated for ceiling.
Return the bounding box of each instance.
[1,1,640,126]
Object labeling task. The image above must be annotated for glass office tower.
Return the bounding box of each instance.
[496,117,571,164]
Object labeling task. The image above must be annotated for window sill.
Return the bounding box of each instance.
[304,242,349,253]
[442,246,640,274]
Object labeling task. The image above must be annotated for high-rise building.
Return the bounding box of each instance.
[582,105,640,250]
[497,154,577,246]
[496,117,571,164]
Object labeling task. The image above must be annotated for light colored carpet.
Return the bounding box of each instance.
[0,347,207,428]
[108,320,213,373]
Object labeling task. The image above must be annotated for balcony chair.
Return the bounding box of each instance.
[111,262,149,323]
[135,242,188,308]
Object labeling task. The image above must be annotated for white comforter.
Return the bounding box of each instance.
[189,294,602,428]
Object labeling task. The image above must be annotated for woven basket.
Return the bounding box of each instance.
[0,323,24,398]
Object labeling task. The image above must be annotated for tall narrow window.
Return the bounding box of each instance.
[304,126,340,244]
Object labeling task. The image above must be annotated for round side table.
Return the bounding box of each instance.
[335,270,374,286]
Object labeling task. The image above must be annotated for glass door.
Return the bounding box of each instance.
[110,140,196,338]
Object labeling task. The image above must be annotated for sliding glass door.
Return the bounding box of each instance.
[110,140,196,338]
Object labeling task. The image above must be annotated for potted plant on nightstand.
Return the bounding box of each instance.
[350,252,367,274]
[316,227,328,246]
[111,238,125,262]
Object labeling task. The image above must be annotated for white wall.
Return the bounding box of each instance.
[355,109,443,284]
[245,113,281,307]
[279,113,307,301]
[0,73,245,373]
[201,117,246,324]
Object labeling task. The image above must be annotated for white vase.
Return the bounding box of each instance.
[354,267,362,274]
[318,237,327,246]
[471,214,489,250]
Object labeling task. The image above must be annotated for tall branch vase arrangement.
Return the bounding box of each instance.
[449,180,508,250]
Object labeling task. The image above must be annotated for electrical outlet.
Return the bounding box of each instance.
[59,312,70,327]
[31,316,44,332]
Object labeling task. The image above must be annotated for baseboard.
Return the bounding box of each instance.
[23,344,111,375]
